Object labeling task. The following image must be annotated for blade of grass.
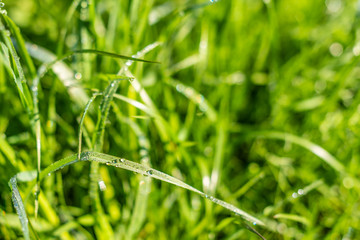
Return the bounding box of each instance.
[89,80,121,239]
[14,150,264,240]
[244,131,345,173]
[273,213,310,226]
[87,151,264,226]
[9,177,30,240]
[78,92,103,160]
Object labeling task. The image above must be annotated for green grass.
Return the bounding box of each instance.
[1,0,360,239]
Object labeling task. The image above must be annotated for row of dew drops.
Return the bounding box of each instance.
[0,1,6,15]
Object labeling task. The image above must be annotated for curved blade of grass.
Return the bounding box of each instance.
[244,131,345,173]
[123,41,161,68]
[50,49,159,80]
[70,49,160,63]
[87,151,264,226]
[78,92,103,160]
[15,150,264,239]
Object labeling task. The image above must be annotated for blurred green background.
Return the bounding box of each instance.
[1,0,360,239]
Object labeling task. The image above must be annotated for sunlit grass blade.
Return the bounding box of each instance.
[13,150,264,238]
[123,41,161,68]
[86,151,264,226]
[273,213,310,226]
[244,131,345,173]
[169,79,217,122]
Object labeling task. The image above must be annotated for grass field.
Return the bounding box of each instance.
[1,0,360,239]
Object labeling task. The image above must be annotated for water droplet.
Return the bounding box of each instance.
[5,30,10,36]
[353,44,360,56]
[98,180,106,191]
[184,87,193,97]
[253,222,257,226]
[146,170,153,176]
[1,9,7,15]
[74,72,82,80]
[31,85,38,92]
[176,84,185,93]
[120,158,125,163]
[111,159,119,164]
[0,2,4,8]
[80,151,91,161]
[297,189,304,195]
[128,77,134,82]
[126,60,133,66]
[326,0,342,13]
[210,0,218,3]
[329,42,343,57]
[292,192,298,198]
[81,1,88,8]
[47,173,51,177]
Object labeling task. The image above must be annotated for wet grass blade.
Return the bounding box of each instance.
[89,80,120,239]
[1,15,37,79]
[8,171,39,240]
[9,177,30,240]
[0,23,33,113]
[86,151,264,226]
